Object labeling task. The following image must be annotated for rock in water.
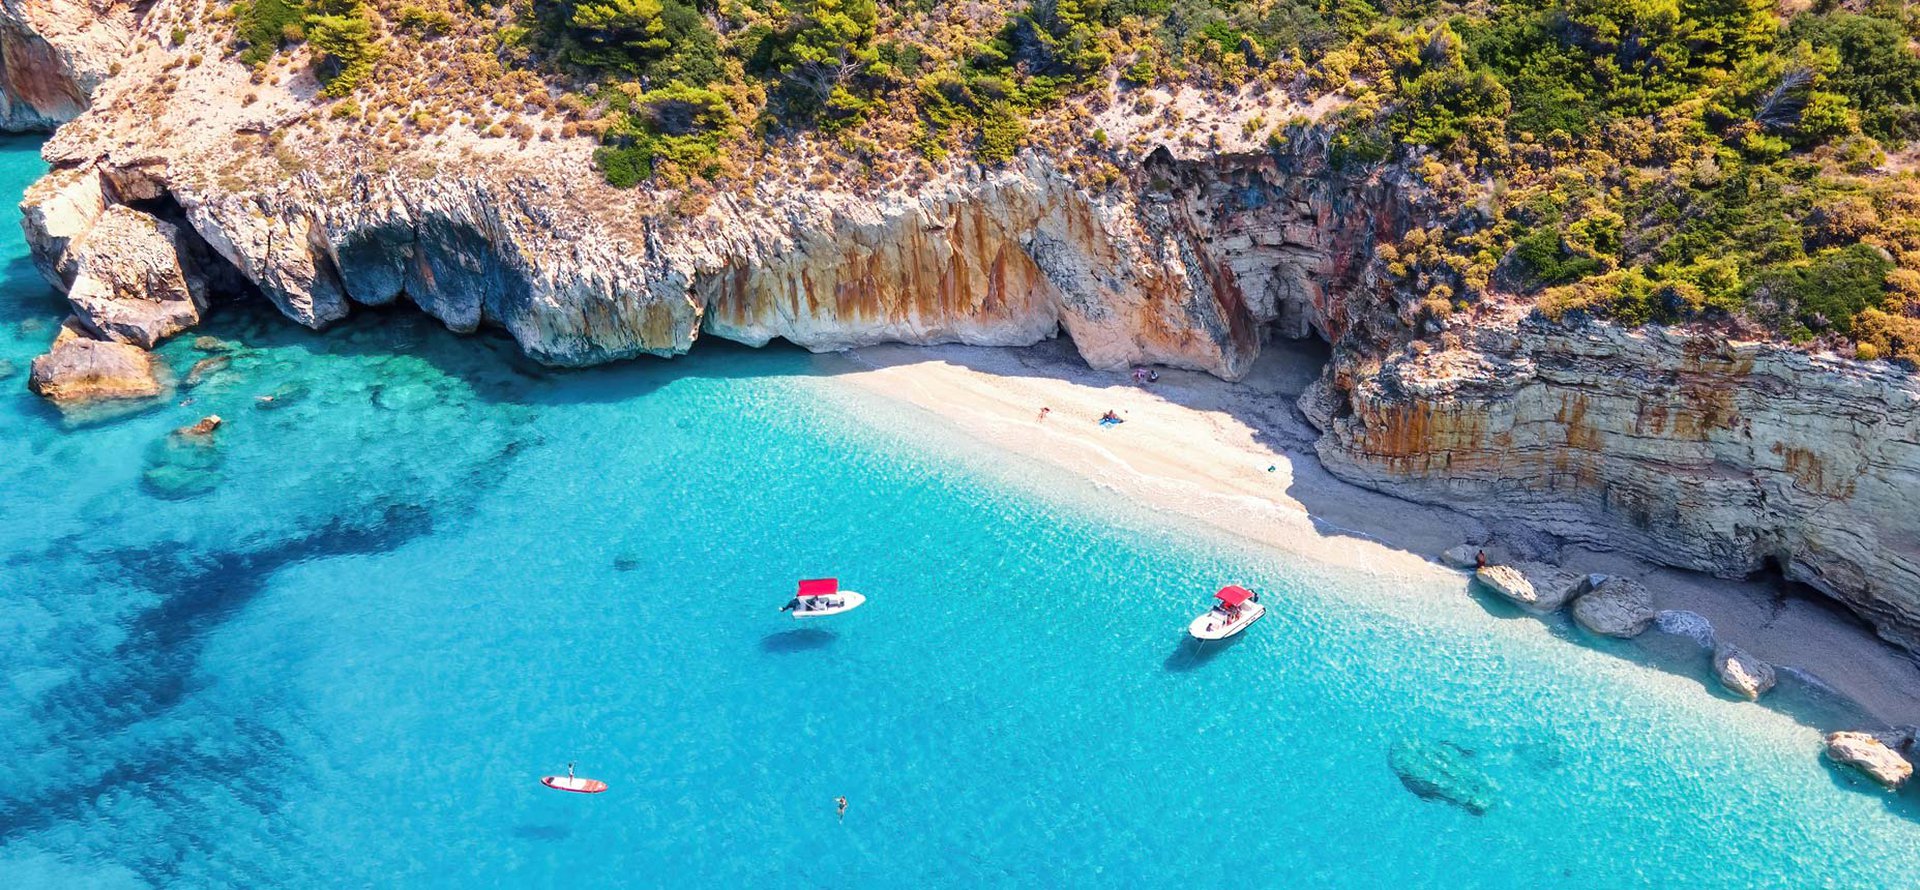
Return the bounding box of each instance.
[1571,578,1657,638]
[28,317,164,405]
[1711,643,1775,700]
[0,358,15,381]
[141,425,225,499]
[254,381,311,410]
[1474,563,1580,613]
[185,355,232,387]
[1388,738,1498,815]
[1824,732,1913,789]
[192,335,236,352]
[61,205,207,348]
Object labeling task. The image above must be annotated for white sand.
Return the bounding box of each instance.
[826,338,1920,728]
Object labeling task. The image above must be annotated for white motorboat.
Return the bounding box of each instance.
[782,578,867,618]
[1188,585,1265,640]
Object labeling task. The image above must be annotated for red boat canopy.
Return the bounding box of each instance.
[1215,585,1254,606]
[797,578,839,597]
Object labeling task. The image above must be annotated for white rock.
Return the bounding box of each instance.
[1711,643,1776,700]
[1571,578,1657,638]
[1474,563,1579,613]
[1825,731,1913,789]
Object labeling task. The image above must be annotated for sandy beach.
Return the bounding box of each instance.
[827,338,1920,729]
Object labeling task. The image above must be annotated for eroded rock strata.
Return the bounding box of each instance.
[1310,320,1920,651]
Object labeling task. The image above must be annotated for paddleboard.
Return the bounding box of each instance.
[541,775,608,794]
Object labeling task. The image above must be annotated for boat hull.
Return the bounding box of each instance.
[1189,601,1265,640]
[792,591,866,618]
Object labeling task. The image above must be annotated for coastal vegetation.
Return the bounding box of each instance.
[201,0,1920,359]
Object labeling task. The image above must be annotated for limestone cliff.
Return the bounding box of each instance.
[0,0,128,131]
[22,126,1406,378]
[1306,317,1920,650]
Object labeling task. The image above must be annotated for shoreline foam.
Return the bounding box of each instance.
[823,338,1920,730]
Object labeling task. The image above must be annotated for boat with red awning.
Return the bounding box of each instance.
[1188,585,1265,640]
[781,578,866,618]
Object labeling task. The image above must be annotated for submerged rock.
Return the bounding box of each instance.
[1711,643,1776,700]
[1388,738,1498,815]
[1571,578,1657,638]
[253,380,311,410]
[1824,732,1913,790]
[141,425,226,499]
[28,317,164,405]
[193,335,236,352]
[1474,562,1580,613]
[0,358,14,381]
[185,355,232,387]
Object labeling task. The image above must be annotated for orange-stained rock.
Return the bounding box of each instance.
[1313,319,1920,653]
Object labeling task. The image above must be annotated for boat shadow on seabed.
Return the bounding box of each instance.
[761,628,840,654]
[1162,632,1249,673]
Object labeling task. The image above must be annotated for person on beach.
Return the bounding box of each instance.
[1475,550,1488,569]
[1039,407,1050,421]
[1100,410,1121,424]
[836,796,848,821]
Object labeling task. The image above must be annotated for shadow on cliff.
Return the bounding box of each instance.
[195,300,839,409]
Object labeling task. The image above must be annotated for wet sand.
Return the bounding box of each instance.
[827,337,1920,729]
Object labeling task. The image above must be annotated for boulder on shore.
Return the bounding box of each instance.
[1825,731,1913,789]
[1712,643,1776,700]
[1441,544,1483,570]
[1571,578,1657,638]
[1474,562,1581,613]
[28,318,164,405]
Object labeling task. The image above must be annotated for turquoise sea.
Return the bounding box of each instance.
[3,136,1919,887]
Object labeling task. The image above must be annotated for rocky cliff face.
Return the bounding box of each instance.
[22,132,1410,378]
[1306,317,1920,650]
[0,1,128,131]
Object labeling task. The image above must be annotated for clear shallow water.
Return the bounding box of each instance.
[2,137,1918,888]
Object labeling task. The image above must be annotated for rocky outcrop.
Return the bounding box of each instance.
[1474,562,1581,613]
[0,0,130,130]
[1712,643,1776,700]
[61,204,206,347]
[1571,578,1656,638]
[1314,318,1920,652]
[1824,731,1913,789]
[28,316,162,404]
[21,126,1415,380]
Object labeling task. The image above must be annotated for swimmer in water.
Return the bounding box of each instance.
[836,796,848,821]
